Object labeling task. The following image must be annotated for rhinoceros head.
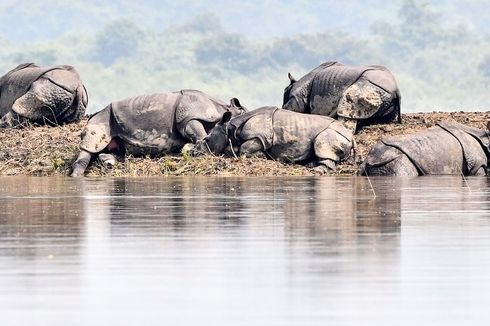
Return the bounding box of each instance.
[203,111,233,154]
[282,73,308,113]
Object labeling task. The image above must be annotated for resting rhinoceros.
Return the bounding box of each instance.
[194,106,354,172]
[283,61,401,132]
[0,63,88,128]
[359,121,490,176]
[71,90,246,177]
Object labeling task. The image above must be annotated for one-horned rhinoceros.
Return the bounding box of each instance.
[283,61,401,133]
[194,106,354,172]
[71,90,246,177]
[0,63,88,128]
[359,121,490,176]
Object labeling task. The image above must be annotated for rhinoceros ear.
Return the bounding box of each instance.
[220,111,232,125]
[230,98,242,108]
[288,72,296,84]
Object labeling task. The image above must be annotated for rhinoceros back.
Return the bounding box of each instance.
[270,109,337,162]
[0,63,87,121]
[111,93,183,152]
[309,64,372,116]
[174,89,229,132]
[230,106,275,149]
[0,63,44,116]
[42,65,87,123]
[437,121,488,175]
[380,124,468,175]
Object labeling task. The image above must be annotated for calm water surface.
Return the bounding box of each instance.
[0,176,489,325]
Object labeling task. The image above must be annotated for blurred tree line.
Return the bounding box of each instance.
[0,0,489,113]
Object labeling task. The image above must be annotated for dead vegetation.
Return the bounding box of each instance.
[1,111,489,177]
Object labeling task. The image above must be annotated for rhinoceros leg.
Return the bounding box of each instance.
[180,120,210,154]
[182,120,208,143]
[12,77,74,125]
[71,150,93,177]
[306,159,336,174]
[72,152,117,177]
[98,153,117,168]
[238,138,264,157]
[312,128,353,171]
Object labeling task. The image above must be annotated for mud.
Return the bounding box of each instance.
[0,111,489,177]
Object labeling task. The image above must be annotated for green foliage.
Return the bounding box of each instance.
[94,19,147,66]
[0,0,489,112]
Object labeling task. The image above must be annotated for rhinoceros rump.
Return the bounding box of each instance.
[359,121,490,176]
[283,61,401,133]
[71,90,246,177]
[0,63,87,128]
[199,106,354,172]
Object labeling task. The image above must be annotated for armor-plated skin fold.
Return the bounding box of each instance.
[283,61,401,133]
[0,63,87,128]
[71,90,246,177]
[359,121,490,176]
[200,106,354,172]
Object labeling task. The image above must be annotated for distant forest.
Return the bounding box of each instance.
[1,0,489,113]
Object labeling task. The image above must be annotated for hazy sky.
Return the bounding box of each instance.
[1,0,488,42]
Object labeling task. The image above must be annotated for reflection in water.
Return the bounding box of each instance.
[0,177,85,258]
[0,176,490,325]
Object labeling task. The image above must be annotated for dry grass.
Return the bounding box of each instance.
[1,111,489,177]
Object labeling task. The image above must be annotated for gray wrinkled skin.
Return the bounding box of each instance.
[71,90,246,177]
[200,106,354,172]
[0,63,87,128]
[359,121,490,176]
[283,61,401,133]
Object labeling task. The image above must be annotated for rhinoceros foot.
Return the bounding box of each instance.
[98,153,116,168]
[307,159,336,174]
[186,141,211,157]
[71,150,93,177]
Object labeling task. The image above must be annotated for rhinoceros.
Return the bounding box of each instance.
[71,90,246,177]
[194,106,354,172]
[283,61,401,132]
[359,121,490,176]
[0,63,87,128]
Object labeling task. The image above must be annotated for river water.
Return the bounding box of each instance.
[0,176,489,325]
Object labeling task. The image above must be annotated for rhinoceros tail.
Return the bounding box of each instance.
[80,105,113,153]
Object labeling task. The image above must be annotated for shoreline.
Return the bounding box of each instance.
[1,111,489,177]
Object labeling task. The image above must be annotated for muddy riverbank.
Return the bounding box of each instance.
[1,111,489,176]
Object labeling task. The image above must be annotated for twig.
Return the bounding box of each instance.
[228,139,238,158]
[363,166,377,199]
[458,166,472,192]
[205,142,217,157]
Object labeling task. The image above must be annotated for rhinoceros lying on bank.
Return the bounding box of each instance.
[194,106,354,172]
[71,90,246,177]
[283,61,401,132]
[0,63,88,128]
[359,121,490,176]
